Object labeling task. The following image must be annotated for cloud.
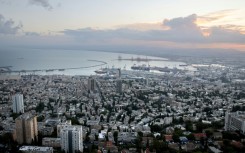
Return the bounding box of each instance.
[29,0,53,11]
[0,0,12,5]
[1,13,244,52]
[117,22,169,31]
[0,14,22,34]
[219,24,245,34]
[209,26,245,43]
[62,14,204,43]
[197,9,237,24]
[62,14,245,45]
[162,14,204,42]
[25,32,40,36]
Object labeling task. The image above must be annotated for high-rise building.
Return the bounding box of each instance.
[15,113,38,144]
[12,93,24,113]
[225,111,245,134]
[88,76,95,91]
[116,79,122,94]
[57,120,72,137]
[118,68,121,78]
[60,125,83,153]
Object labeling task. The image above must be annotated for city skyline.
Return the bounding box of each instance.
[0,0,245,52]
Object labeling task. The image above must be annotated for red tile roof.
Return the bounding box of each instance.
[194,133,206,139]
[164,135,173,141]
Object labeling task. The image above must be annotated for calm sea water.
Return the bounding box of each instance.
[0,48,193,75]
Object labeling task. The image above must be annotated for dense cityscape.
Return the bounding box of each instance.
[0,56,245,153]
[1,0,245,153]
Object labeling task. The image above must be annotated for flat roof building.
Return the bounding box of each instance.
[42,137,61,148]
[15,113,38,144]
[19,146,53,153]
[225,111,245,135]
[12,93,24,113]
[61,125,83,153]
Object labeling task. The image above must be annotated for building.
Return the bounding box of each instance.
[225,111,245,134]
[19,146,53,153]
[57,120,72,137]
[42,137,61,148]
[116,79,122,94]
[15,113,38,144]
[60,125,83,153]
[88,77,96,91]
[40,126,54,136]
[12,93,24,113]
[118,68,121,78]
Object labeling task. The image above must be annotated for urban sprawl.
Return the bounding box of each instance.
[0,59,245,153]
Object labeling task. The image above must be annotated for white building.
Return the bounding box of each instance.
[57,120,72,137]
[12,93,24,113]
[19,146,53,153]
[60,125,83,153]
[225,111,245,134]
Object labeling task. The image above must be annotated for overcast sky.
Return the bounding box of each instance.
[0,0,245,51]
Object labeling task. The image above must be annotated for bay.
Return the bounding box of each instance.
[0,48,193,75]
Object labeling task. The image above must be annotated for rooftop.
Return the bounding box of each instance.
[19,146,53,151]
[16,113,35,120]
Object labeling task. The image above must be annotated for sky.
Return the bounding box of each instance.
[0,0,245,52]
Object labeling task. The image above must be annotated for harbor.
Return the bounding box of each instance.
[0,49,193,76]
[117,56,168,62]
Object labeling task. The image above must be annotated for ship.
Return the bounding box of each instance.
[94,68,108,74]
[179,64,188,66]
[58,69,65,71]
[46,69,54,72]
[158,67,171,72]
[131,64,150,71]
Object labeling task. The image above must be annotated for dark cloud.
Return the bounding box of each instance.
[62,14,245,44]
[0,14,22,34]
[29,0,53,11]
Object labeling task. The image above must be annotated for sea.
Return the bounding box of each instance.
[0,48,195,76]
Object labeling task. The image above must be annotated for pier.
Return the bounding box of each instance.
[0,60,107,74]
[117,56,168,62]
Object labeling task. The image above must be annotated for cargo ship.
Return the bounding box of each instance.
[94,68,108,74]
[131,64,150,71]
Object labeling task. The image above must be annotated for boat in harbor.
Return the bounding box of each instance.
[46,69,54,72]
[158,67,171,72]
[94,68,108,74]
[131,64,150,71]
[179,64,188,66]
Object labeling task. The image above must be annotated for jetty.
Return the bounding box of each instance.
[0,60,107,74]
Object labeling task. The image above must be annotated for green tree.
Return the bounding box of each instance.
[172,128,183,142]
[205,130,213,138]
[113,131,118,145]
[10,113,21,120]
[35,102,45,113]
[138,131,143,137]
[185,120,193,131]
[152,139,168,153]
[187,133,195,141]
